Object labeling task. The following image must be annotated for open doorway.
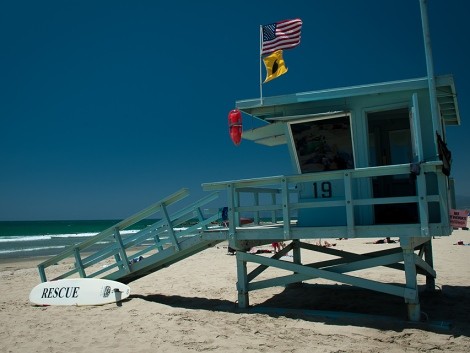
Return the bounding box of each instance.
[367,108,418,224]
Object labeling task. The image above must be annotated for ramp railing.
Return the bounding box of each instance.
[37,189,224,282]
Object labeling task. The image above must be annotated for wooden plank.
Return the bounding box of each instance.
[240,252,413,299]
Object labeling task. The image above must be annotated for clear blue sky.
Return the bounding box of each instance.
[1,0,469,220]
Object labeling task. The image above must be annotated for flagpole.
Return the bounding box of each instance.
[259,25,263,105]
[419,0,441,145]
[419,0,440,294]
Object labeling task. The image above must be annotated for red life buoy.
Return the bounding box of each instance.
[228,109,242,145]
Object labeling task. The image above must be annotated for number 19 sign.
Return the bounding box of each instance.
[313,181,332,198]
[297,180,346,227]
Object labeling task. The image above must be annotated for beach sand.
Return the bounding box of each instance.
[1,230,470,353]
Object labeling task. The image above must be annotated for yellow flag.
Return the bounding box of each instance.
[263,50,288,83]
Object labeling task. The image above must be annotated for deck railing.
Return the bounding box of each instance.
[203,161,450,240]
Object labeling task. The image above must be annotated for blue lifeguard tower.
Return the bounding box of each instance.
[201,74,460,321]
[35,1,461,321]
[36,74,460,322]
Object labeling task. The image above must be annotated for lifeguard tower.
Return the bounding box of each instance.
[35,0,462,320]
[202,74,460,321]
[36,74,460,322]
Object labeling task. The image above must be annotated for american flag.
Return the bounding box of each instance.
[261,18,302,55]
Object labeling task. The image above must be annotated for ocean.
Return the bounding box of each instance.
[0,219,160,260]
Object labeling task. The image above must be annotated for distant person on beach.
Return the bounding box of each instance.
[271,242,286,253]
[373,237,396,244]
[272,242,281,252]
[129,255,144,265]
[221,207,229,227]
[316,240,336,247]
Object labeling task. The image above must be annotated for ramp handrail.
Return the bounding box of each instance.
[37,189,222,282]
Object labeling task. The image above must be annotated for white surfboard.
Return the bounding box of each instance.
[29,278,131,306]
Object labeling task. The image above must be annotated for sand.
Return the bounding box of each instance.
[1,229,470,353]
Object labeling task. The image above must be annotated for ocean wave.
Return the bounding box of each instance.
[0,235,53,243]
[0,245,66,255]
[0,230,141,243]
[53,232,104,238]
[0,233,92,243]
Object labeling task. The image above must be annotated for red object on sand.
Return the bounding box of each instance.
[239,217,253,225]
[228,109,242,145]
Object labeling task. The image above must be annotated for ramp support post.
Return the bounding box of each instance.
[114,228,131,273]
[74,248,86,278]
[162,204,181,251]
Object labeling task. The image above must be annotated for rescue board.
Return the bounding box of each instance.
[29,278,130,306]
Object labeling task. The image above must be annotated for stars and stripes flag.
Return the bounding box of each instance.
[261,18,302,55]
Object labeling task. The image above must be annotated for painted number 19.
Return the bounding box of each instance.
[313,181,332,198]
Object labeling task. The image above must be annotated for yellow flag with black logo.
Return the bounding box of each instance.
[263,50,288,83]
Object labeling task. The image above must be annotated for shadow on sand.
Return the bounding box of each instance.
[130,283,470,337]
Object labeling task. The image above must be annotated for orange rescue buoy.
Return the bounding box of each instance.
[228,109,242,145]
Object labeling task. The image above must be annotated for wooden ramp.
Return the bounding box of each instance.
[37,189,227,284]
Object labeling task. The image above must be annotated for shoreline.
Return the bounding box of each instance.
[0,256,53,271]
[0,243,154,273]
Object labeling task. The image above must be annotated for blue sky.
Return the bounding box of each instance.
[1,0,469,220]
